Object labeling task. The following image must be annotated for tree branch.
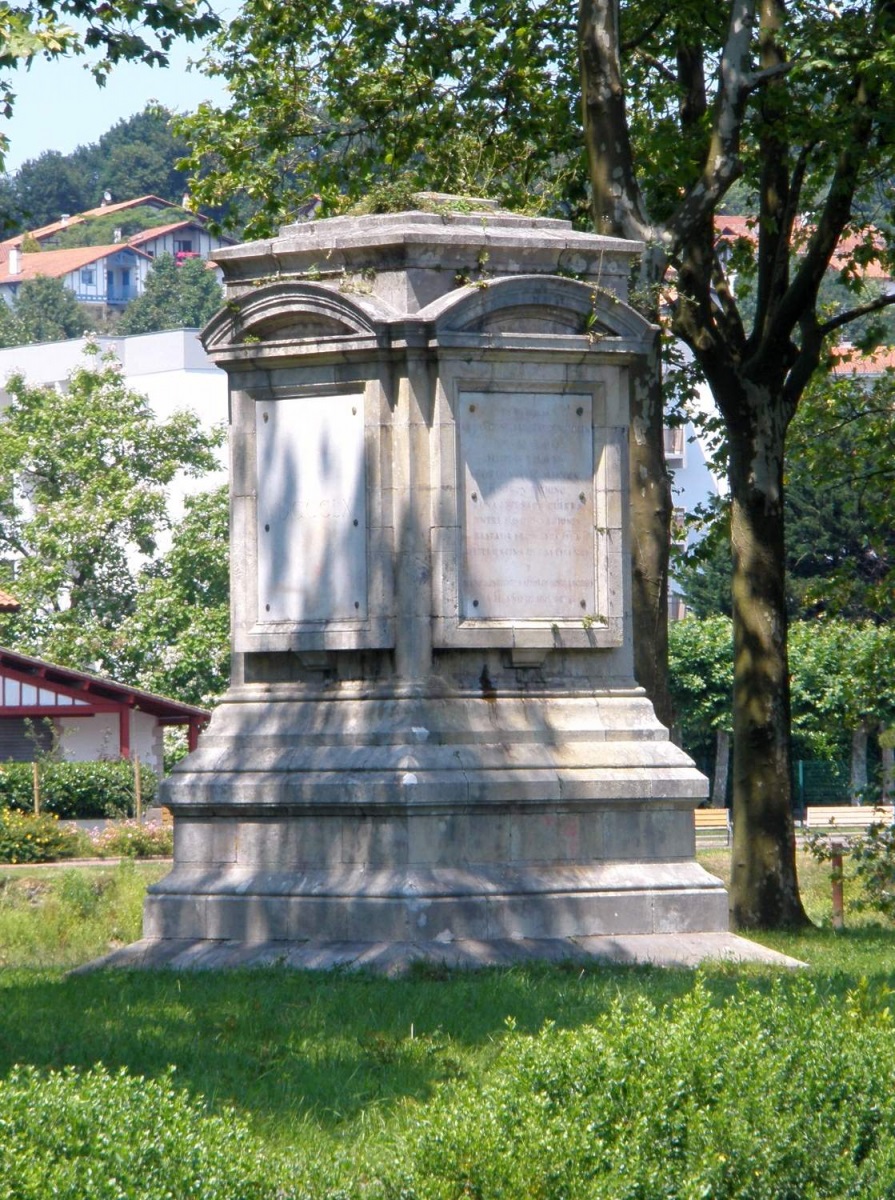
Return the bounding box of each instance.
[578,0,657,245]
[818,291,895,338]
[665,0,758,256]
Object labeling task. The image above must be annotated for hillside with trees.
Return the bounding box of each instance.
[0,106,193,237]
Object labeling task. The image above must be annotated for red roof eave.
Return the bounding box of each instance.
[0,645,210,723]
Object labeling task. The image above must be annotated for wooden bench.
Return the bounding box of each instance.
[802,805,894,833]
[694,807,731,844]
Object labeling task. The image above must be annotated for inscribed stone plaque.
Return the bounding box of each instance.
[459,391,595,620]
[256,394,367,622]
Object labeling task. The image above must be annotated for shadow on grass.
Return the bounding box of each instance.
[2,927,895,1145]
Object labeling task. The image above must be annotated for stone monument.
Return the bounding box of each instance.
[115,199,786,970]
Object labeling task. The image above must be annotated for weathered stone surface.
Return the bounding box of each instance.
[125,205,736,969]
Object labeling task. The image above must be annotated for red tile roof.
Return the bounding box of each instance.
[0,243,151,285]
[0,589,20,613]
[0,196,189,250]
[831,344,895,375]
[715,215,891,279]
[127,220,209,245]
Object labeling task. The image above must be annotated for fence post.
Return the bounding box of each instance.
[134,754,142,823]
[32,760,40,815]
[830,840,845,930]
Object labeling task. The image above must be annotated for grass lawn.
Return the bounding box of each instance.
[1,848,894,1196]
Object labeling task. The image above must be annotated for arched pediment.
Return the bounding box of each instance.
[418,274,654,342]
[202,281,391,351]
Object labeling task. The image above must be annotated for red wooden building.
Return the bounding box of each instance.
[0,646,209,771]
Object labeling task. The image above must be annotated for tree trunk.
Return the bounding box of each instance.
[727,413,809,929]
[850,724,868,804]
[629,337,673,728]
[577,0,673,728]
[882,746,894,803]
[712,729,730,808]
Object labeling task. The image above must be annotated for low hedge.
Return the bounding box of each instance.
[0,1065,291,1200]
[387,977,895,1199]
[0,759,157,819]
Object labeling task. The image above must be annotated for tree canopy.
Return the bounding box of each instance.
[2,106,194,233]
[109,485,230,707]
[677,364,895,623]
[117,254,223,336]
[0,343,223,672]
[0,274,93,345]
[0,3,218,170]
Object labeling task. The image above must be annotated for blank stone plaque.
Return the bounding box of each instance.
[460,391,596,620]
[256,394,367,622]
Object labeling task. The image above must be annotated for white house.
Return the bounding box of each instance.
[0,194,233,311]
[0,243,152,309]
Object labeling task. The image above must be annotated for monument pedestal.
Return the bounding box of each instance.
[145,687,726,945]
[119,202,771,969]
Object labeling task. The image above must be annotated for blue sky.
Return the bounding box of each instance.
[3,36,228,174]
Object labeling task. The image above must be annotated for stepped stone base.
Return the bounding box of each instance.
[85,932,803,974]
[138,688,731,953]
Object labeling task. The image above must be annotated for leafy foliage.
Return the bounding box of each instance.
[110,485,230,706]
[669,615,734,762]
[52,204,194,250]
[0,274,93,346]
[0,808,82,863]
[671,617,895,766]
[0,4,219,170]
[0,343,223,670]
[786,367,895,621]
[807,821,895,921]
[6,106,195,230]
[677,364,895,623]
[176,0,583,237]
[392,979,895,1200]
[0,1064,285,1199]
[117,254,223,336]
[0,760,158,819]
[789,622,895,762]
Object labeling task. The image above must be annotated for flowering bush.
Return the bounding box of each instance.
[0,809,87,864]
[88,820,172,859]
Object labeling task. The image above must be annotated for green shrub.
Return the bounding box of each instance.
[387,978,895,1200]
[808,820,895,920]
[0,809,86,864]
[0,1064,293,1199]
[0,760,157,819]
[89,818,172,858]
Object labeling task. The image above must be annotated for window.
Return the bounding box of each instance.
[80,267,96,287]
[663,424,685,462]
[174,239,193,254]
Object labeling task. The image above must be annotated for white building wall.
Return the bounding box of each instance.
[0,329,228,535]
[57,708,162,771]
